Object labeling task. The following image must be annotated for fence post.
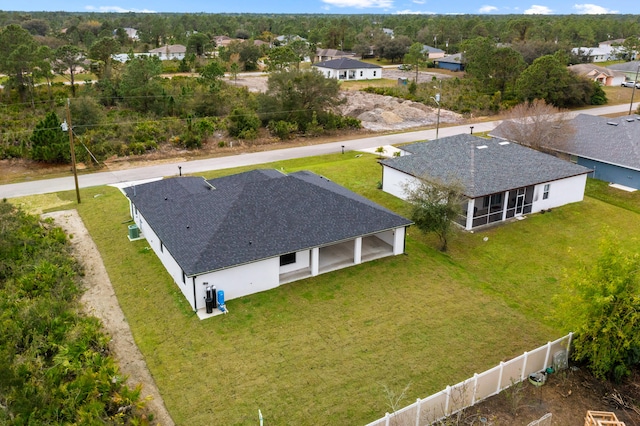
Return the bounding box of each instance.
[444,385,451,415]
[567,332,573,353]
[521,351,529,380]
[384,412,390,426]
[497,361,504,394]
[544,341,552,369]
[415,398,421,426]
[471,373,478,405]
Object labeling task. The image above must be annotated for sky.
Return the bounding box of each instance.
[4,0,625,16]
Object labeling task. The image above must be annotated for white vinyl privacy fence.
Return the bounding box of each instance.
[365,333,573,426]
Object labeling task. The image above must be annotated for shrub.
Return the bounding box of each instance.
[0,202,152,424]
[227,107,261,139]
[268,120,298,140]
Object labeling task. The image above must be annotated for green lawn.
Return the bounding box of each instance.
[22,153,640,425]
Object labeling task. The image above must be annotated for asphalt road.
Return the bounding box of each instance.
[1,102,637,199]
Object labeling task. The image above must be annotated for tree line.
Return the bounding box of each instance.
[1,11,639,52]
[0,12,634,164]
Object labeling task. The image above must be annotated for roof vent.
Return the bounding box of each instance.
[477,145,488,149]
[607,121,619,126]
[499,141,510,145]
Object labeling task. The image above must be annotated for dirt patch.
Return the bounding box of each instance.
[42,210,174,426]
[338,90,463,131]
[456,366,640,425]
[228,70,466,131]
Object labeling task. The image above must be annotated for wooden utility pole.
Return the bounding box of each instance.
[66,98,81,204]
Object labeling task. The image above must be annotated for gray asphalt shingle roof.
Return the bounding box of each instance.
[124,170,411,276]
[381,134,591,198]
[313,57,382,70]
[493,114,640,172]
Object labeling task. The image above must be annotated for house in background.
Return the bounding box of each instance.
[213,35,238,48]
[568,64,626,86]
[314,48,353,63]
[421,45,445,60]
[313,57,382,80]
[571,47,611,62]
[571,39,628,63]
[148,44,187,60]
[434,53,464,71]
[608,60,640,81]
[494,114,640,191]
[123,169,411,314]
[380,135,591,230]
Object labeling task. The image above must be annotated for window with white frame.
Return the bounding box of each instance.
[543,184,550,200]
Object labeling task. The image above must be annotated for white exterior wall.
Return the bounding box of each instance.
[315,66,381,80]
[279,249,310,274]
[382,166,419,200]
[376,229,394,246]
[198,258,280,303]
[393,227,406,255]
[132,210,197,309]
[531,175,588,213]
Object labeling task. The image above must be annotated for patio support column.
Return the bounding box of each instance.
[465,199,475,230]
[354,237,362,264]
[393,227,405,255]
[311,247,320,276]
[502,191,509,221]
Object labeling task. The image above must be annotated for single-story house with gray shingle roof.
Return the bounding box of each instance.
[148,44,186,60]
[124,169,412,313]
[313,57,382,80]
[607,61,640,81]
[568,64,626,86]
[434,53,464,71]
[421,45,445,60]
[494,114,640,190]
[380,135,592,230]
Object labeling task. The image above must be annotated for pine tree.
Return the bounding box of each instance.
[30,112,70,163]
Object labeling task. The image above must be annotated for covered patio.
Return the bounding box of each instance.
[279,233,399,284]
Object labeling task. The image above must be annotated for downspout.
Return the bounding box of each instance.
[192,277,197,312]
[404,225,409,254]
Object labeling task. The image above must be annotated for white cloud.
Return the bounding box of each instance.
[321,0,393,7]
[395,9,435,14]
[573,3,617,14]
[479,5,498,13]
[85,5,156,12]
[524,4,552,14]
[413,0,426,3]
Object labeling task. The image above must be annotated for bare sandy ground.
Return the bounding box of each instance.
[42,210,174,426]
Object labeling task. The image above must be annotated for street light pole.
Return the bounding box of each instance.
[629,64,640,116]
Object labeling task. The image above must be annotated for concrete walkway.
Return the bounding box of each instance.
[1,102,637,199]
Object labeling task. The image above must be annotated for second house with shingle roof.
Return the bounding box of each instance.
[380,134,592,230]
[312,57,382,81]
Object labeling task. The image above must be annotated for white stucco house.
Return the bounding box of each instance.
[380,135,592,230]
[123,169,412,314]
[312,57,382,81]
[148,44,187,60]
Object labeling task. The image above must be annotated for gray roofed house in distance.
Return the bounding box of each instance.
[313,57,382,81]
[123,169,412,316]
[380,134,592,230]
[493,113,640,191]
